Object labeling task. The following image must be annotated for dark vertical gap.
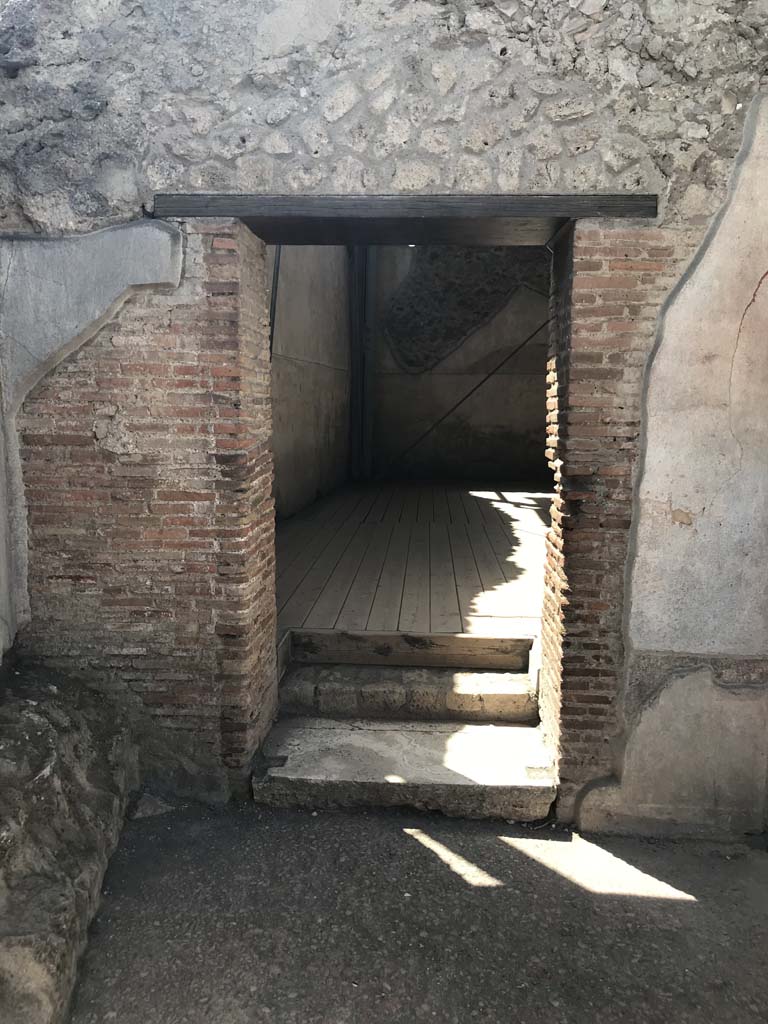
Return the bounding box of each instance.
[348,245,365,481]
[348,244,375,481]
[362,247,377,481]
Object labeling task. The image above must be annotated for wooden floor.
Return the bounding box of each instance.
[276,482,552,639]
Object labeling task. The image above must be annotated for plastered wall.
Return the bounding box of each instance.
[270,246,351,518]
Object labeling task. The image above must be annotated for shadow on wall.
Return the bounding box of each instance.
[371,245,552,481]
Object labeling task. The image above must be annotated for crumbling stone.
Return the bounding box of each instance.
[0,1,765,232]
[0,662,138,1024]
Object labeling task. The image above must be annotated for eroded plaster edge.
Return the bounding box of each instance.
[0,219,184,649]
[621,91,767,709]
[568,92,768,830]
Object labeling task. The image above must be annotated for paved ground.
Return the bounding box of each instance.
[69,804,768,1024]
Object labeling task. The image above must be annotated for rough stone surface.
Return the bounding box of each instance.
[69,804,768,1024]
[252,717,556,819]
[1,2,767,232]
[281,664,539,722]
[0,221,182,656]
[382,246,549,372]
[0,661,137,1024]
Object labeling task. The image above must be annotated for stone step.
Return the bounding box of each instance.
[289,629,532,671]
[251,718,556,821]
[280,664,538,723]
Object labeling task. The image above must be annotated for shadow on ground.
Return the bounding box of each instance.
[69,805,768,1024]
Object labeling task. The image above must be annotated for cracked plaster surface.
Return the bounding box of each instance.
[628,93,768,658]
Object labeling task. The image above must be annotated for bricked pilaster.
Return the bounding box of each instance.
[17,220,276,797]
[540,219,700,817]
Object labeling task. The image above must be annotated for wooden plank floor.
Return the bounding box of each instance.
[276,482,552,639]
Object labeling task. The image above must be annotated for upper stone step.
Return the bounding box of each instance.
[252,717,556,821]
[281,664,538,723]
[289,629,532,671]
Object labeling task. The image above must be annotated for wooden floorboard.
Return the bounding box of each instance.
[366,522,410,631]
[448,521,483,633]
[429,521,462,633]
[399,522,430,632]
[276,481,551,639]
[276,490,365,612]
[336,522,394,631]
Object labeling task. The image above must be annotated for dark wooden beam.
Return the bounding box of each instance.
[240,215,564,246]
[153,193,658,220]
[152,192,657,246]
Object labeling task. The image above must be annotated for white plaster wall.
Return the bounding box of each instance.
[580,93,768,836]
[271,246,351,518]
[629,94,768,658]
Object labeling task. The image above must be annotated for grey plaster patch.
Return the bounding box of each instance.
[628,91,768,658]
[0,220,181,413]
[0,219,182,654]
[578,665,768,836]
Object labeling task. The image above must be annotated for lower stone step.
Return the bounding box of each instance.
[252,718,556,821]
[280,664,538,723]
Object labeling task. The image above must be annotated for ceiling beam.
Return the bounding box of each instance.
[154,192,657,220]
[152,193,657,246]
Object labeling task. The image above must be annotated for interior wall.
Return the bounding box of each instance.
[371,246,551,481]
[271,245,351,518]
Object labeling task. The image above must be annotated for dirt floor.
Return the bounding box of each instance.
[68,804,768,1024]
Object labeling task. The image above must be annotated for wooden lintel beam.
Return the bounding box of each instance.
[152,192,658,222]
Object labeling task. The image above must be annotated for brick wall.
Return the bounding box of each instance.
[17,220,276,797]
[540,219,699,818]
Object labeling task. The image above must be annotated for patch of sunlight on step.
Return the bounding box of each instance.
[442,724,551,785]
[404,828,504,888]
[498,833,696,901]
[462,615,541,637]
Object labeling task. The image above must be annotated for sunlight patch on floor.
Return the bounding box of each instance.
[498,833,697,901]
[404,828,504,888]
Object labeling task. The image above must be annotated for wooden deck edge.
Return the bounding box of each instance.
[287,629,533,670]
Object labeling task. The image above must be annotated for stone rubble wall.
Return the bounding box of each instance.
[0,0,767,233]
[0,663,138,1024]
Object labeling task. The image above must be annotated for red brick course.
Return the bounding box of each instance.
[540,219,699,817]
[16,214,701,811]
[17,221,277,796]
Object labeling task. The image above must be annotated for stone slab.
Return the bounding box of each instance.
[253,717,555,820]
[281,664,538,722]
